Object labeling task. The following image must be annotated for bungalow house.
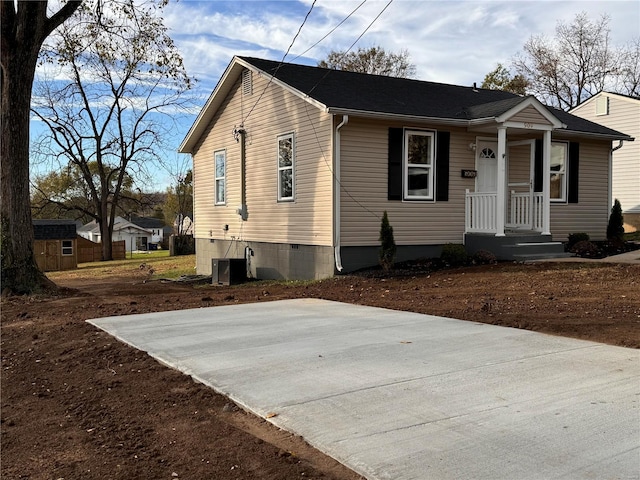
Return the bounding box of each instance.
[179,56,632,280]
[570,92,639,229]
[78,215,171,252]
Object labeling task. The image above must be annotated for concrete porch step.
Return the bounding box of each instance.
[512,252,574,261]
[465,232,568,261]
[504,241,566,258]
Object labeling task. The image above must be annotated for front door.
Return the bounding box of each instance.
[476,141,498,193]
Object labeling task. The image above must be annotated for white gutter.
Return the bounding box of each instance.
[334,115,348,272]
[326,107,470,126]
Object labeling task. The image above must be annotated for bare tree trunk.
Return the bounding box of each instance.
[98,194,113,261]
[1,0,81,294]
[0,27,53,293]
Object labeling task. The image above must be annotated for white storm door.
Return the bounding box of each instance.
[476,141,498,193]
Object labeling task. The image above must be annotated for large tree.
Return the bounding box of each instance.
[481,63,528,95]
[30,162,137,225]
[512,12,631,110]
[32,0,192,261]
[1,0,81,293]
[614,37,640,97]
[318,46,416,78]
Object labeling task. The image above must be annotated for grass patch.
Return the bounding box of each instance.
[48,254,196,281]
[624,231,640,242]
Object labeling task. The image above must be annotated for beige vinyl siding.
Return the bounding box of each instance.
[192,71,334,246]
[549,139,610,241]
[571,94,640,213]
[510,106,553,126]
[339,119,476,246]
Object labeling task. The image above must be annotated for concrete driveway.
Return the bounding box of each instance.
[89,299,640,480]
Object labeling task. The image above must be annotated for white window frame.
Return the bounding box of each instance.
[403,129,435,201]
[550,141,568,203]
[277,132,295,202]
[214,149,226,205]
[61,240,73,256]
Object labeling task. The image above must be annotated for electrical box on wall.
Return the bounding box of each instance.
[212,258,247,286]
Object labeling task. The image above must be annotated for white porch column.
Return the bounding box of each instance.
[495,126,507,237]
[542,130,551,235]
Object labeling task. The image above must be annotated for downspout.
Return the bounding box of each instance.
[609,140,624,209]
[237,127,247,220]
[334,115,348,272]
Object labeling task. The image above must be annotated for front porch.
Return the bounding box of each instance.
[465,189,545,234]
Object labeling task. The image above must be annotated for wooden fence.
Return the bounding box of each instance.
[77,237,126,263]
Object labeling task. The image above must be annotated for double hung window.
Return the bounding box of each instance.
[404,130,435,200]
[277,133,294,201]
[214,149,226,205]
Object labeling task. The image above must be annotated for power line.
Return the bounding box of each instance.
[300,0,397,222]
[242,0,318,125]
[290,0,368,62]
[308,0,394,96]
[242,0,396,221]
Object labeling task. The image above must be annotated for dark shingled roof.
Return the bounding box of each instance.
[239,57,630,138]
[129,215,165,229]
[33,219,77,240]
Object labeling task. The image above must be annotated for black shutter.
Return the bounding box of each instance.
[435,131,450,201]
[568,142,579,203]
[388,128,403,200]
[534,139,543,192]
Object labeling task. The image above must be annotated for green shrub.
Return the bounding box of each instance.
[570,240,599,257]
[379,211,396,272]
[472,249,497,265]
[440,243,468,266]
[567,232,590,250]
[607,199,624,243]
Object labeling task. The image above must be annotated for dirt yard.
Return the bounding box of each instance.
[2,260,639,479]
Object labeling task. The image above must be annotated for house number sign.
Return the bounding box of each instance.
[461,169,477,178]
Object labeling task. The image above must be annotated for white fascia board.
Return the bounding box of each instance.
[179,57,246,154]
[180,57,329,154]
[495,96,565,129]
[555,129,635,141]
[502,120,555,131]
[326,107,470,126]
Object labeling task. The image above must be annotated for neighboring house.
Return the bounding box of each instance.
[33,219,78,271]
[570,92,639,228]
[179,56,632,280]
[78,215,169,252]
[128,214,172,245]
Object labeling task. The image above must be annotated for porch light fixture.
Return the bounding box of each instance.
[468,142,477,151]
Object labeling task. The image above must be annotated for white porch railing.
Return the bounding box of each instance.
[509,191,544,231]
[465,190,497,233]
[466,190,544,233]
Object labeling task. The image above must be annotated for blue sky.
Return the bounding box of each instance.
[34,0,640,190]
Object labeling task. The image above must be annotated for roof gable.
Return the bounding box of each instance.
[572,91,640,112]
